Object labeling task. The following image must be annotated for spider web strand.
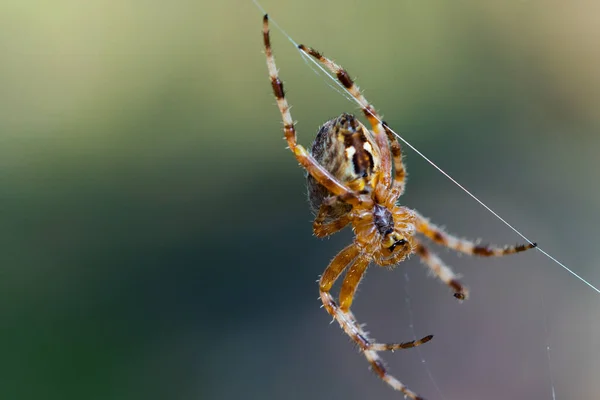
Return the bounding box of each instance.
[540,291,558,400]
[404,271,448,400]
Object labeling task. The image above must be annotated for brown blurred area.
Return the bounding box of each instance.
[1,1,599,399]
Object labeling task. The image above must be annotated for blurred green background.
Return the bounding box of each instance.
[1,1,599,399]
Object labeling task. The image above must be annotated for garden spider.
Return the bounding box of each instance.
[262,15,536,400]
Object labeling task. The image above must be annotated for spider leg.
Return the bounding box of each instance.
[263,15,362,205]
[414,211,537,256]
[413,238,469,300]
[338,252,370,311]
[382,121,407,198]
[320,244,430,400]
[338,254,433,352]
[298,44,393,189]
[313,203,351,238]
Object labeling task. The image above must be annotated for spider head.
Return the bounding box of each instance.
[372,204,414,261]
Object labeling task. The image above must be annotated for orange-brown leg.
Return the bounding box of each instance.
[338,254,370,311]
[382,121,407,198]
[320,244,360,294]
[320,245,430,400]
[339,255,433,352]
[298,44,393,189]
[313,204,351,238]
[414,211,537,256]
[413,238,469,300]
[263,15,361,205]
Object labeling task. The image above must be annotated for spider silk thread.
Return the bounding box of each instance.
[404,270,448,400]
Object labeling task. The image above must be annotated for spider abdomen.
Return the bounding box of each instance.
[307,113,381,217]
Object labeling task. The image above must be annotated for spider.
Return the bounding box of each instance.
[262,14,536,400]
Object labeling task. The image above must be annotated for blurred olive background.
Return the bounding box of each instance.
[1,1,600,399]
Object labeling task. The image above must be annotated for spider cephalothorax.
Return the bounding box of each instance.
[262,14,536,400]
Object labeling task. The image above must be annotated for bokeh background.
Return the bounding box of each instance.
[1,1,599,399]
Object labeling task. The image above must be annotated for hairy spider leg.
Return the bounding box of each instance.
[320,244,430,400]
[413,239,470,300]
[313,203,351,238]
[382,121,407,197]
[413,211,537,256]
[338,251,370,311]
[263,15,363,206]
[298,45,393,192]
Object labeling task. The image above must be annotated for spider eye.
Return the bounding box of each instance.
[388,238,407,252]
